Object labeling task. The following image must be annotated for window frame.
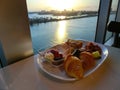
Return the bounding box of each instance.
[95,0,112,44]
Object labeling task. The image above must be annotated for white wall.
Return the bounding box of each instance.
[0,0,33,65]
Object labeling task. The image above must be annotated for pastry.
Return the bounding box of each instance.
[64,55,84,79]
[85,42,102,54]
[66,39,83,49]
[80,51,95,71]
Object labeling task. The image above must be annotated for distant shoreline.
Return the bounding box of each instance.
[29,14,98,25]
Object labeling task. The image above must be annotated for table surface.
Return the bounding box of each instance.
[0,46,120,90]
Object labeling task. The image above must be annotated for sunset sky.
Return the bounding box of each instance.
[26,0,100,12]
[26,0,119,12]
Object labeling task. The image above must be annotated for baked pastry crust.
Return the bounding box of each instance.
[66,39,83,49]
[64,55,84,79]
[80,51,95,71]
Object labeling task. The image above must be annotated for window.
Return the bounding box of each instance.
[105,0,119,41]
[26,0,100,54]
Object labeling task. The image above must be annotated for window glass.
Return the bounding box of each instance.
[26,0,100,54]
[105,0,119,41]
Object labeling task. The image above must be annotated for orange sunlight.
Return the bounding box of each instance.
[56,21,67,43]
[47,0,75,11]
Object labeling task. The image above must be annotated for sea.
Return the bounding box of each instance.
[28,13,115,54]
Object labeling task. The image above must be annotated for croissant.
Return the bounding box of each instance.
[80,51,95,71]
[64,55,84,79]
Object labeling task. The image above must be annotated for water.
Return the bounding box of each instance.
[29,14,97,54]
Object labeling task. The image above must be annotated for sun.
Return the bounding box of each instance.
[47,0,75,11]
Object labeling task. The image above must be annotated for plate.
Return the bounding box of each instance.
[36,40,108,81]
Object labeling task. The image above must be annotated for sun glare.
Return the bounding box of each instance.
[47,0,75,11]
[56,21,67,43]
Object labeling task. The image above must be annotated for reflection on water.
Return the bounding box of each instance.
[30,16,98,54]
[55,21,67,43]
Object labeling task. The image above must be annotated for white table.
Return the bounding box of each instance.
[0,46,120,90]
